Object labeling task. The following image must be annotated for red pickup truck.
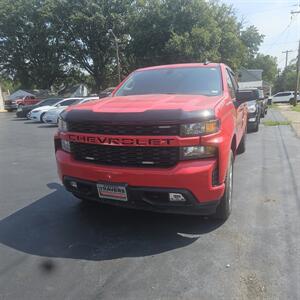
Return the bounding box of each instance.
[5,95,40,111]
[55,63,248,220]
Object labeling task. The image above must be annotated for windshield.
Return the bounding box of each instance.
[115,67,222,97]
[39,98,62,106]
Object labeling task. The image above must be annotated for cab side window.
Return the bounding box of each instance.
[226,69,236,99]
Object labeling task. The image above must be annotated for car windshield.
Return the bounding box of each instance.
[115,67,222,97]
[39,98,62,106]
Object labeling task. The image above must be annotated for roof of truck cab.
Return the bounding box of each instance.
[136,63,222,72]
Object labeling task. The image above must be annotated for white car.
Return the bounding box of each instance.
[29,98,83,122]
[42,97,99,125]
[270,91,300,104]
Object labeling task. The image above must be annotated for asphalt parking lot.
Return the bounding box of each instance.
[0,110,299,300]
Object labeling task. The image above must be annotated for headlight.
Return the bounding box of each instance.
[61,139,71,152]
[32,110,40,113]
[180,146,217,160]
[58,118,68,132]
[247,104,257,113]
[180,120,219,136]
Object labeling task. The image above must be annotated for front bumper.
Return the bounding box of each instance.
[4,103,17,110]
[64,176,221,215]
[247,111,259,123]
[16,110,27,118]
[56,149,225,214]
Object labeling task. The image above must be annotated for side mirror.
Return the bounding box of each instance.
[236,90,257,103]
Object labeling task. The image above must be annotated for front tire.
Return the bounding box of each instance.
[40,112,46,123]
[253,119,259,132]
[213,151,234,221]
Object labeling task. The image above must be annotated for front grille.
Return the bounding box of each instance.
[70,143,179,168]
[67,122,179,136]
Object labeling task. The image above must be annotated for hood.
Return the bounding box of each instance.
[46,107,65,114]
[69,94,223,113]
[247,100,257,107]
[32,105,53,112]
[63,94,223,124]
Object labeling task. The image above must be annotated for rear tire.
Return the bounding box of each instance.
[213,151,234,221]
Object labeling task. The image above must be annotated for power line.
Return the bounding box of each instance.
[263,18,295,52]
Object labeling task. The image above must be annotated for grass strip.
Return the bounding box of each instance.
[263,120,291,126]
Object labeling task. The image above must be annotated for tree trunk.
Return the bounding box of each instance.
[94,74,103,93]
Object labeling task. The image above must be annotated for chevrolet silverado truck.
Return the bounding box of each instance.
[5,95,40,111]
[55,63,249,220]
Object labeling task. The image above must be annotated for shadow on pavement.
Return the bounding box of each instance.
[10,118,27,121]
[0,183,223,261]
[37,124,57,128]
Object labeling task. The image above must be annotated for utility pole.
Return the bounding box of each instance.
[108,29,121,84]
[282,50,293,68]
[293,40,300,106]
[291,6,300,106]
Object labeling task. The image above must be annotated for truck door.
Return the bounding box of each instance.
[226,69,246,143]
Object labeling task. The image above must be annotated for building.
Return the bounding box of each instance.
[238,67,272,96]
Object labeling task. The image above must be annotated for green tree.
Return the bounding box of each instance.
[0,0,68,89]
[127,0,264,71]
[240,25,264,60]
[46,0,132,91]
[274,61,297,92]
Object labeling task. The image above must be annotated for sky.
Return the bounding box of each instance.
[221,0,300,69]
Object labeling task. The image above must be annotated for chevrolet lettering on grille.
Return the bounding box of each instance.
[65,133,176,147]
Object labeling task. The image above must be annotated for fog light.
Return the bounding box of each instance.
[169,193,186,202]
[62,139,71,152]
[70,181,77,188]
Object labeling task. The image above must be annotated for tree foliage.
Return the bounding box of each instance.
[274,61,297,93]
[0,0,68,89]
[0,0,270,91]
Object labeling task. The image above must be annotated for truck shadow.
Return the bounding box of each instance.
[0,183,223,262]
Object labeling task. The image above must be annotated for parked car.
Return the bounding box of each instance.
[244,88,267,118]
[43,97,99,125]
[55,63,249,221]
[256,89,268,117]
[269,91,300,104]
[5,95,41,111]
[16,98,63,118]
[236,90,261,132]
[29,98,82,122]
[99,87,115,99]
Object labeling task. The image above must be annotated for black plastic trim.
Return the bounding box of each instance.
[61,108,215,125]
[63,176,220,216]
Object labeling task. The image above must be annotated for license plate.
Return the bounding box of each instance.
[97,183,128,202]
